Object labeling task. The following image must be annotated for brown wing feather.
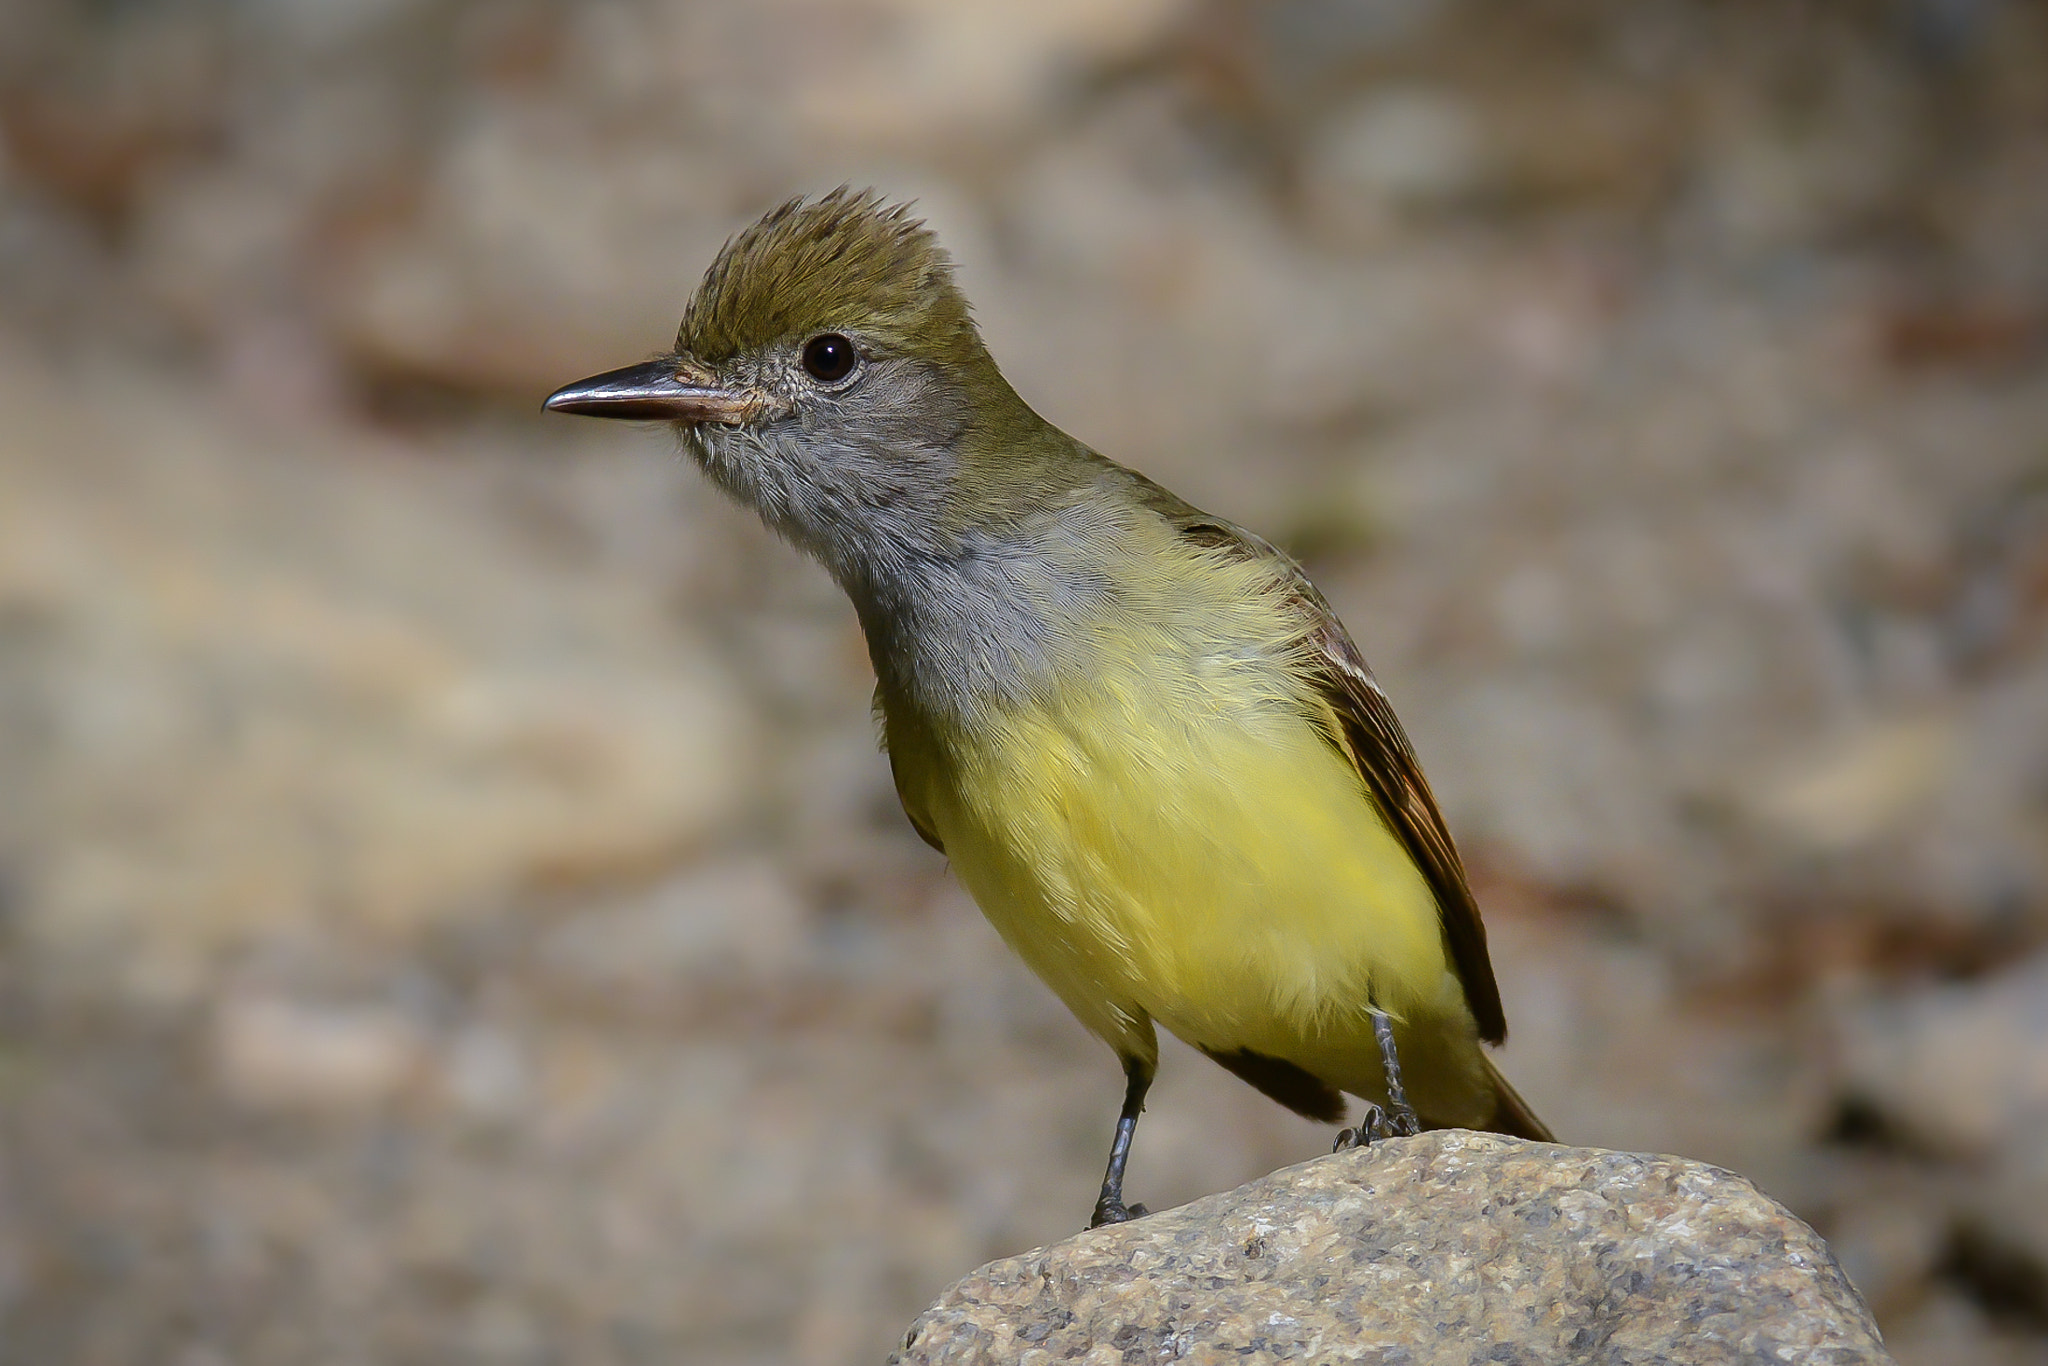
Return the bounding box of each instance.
[1163,499,1508,1045]
[1305,610,1507,1043]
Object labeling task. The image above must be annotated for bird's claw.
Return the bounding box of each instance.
[1332,1102,1421,1153]
[1333,1103,1386,1151]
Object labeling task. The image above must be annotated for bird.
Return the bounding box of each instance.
[545,187,1552,1229]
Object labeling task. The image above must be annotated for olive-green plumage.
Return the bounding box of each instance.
[547,187,1550,1229]
[680,193,979,368]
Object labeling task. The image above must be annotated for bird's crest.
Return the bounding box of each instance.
[678,188,978,366]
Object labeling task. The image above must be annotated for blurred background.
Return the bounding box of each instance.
[0,0,2045,1362]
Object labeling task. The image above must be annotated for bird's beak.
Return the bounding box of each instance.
[543,359,758,425]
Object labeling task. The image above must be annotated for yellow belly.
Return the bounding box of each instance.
[904,667,1493,1127]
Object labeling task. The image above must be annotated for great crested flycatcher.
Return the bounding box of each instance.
[546,188,1551,1229]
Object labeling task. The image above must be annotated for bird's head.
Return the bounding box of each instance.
[546,188,1037,585]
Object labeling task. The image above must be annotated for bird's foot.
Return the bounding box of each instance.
[1386,1100,1422,1138]
[1088,1198,1149,1229]
[1332,1104,1384,1151]
[1332,1102,1422,1152]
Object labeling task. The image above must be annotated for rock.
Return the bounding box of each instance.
[664,0,1187,152]
[0,340,757,990]
[536,855,811,988]
[213,993,428,1113]
[1834,953,2048,1160]
[1834,952,2048,1294]
[1970,1147,2048,1319]
[890,1131,1891,1366]
[1815,1174,1955,1322]
[322,107,747,399]
[1754,714,1960,855]
[1307,86,1491,214]
[436,1022,531,1123]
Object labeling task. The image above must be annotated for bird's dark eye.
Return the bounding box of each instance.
[801,333,858,383]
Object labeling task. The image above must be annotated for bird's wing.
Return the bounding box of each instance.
[896,777,947,853]
[1140,481,1508,1044]
[1295,579,1507,1043]
[876,687,948,854]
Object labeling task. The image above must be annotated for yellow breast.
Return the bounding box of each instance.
[910,643,1455,1066]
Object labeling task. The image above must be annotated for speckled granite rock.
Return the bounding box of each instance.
[889,1132,1891,1366]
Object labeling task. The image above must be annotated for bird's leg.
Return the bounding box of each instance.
[1373,1009,1422,1137]
[1089,1057,1154,1229]
[1333,1010,1421,1151]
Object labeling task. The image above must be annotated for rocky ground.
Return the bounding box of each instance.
[1,2,2046,1363]
[894,1133,1896,1365]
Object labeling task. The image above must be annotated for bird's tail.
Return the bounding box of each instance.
[1480,1056,1555,1143]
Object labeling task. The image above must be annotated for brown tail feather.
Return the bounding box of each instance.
[1479,1056,1555,1142]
